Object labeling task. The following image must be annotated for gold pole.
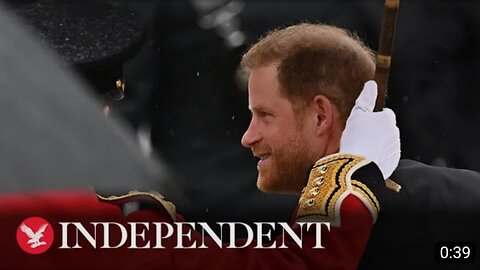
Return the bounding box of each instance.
[374,0,400,111]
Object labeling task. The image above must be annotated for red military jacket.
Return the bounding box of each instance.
[0,154,384,270]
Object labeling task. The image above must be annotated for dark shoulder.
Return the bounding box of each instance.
[391,159,480,212]
[393,159,480,191]
[394,159,480,180]
[360,161,480,270]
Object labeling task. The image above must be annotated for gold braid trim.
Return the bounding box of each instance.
[97,190,176,221]
[352,180,380,214]
[296,154,379,227]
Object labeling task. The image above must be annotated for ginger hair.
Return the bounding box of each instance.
[241,23,375,121]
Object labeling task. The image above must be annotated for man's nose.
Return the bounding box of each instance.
[241,120,261,148]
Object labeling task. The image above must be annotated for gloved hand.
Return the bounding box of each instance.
[339,80,400,179]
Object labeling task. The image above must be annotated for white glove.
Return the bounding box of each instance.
[339,80,401,179]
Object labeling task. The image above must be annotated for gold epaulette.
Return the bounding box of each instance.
[97,190,177,221]
[296,154,380,227]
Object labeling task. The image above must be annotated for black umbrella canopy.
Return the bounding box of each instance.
[0,3,181,199]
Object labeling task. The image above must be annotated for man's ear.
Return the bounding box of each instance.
[312,95,335,136]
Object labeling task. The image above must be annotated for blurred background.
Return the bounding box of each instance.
[2,0,480,224]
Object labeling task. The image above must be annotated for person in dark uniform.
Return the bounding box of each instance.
[359,160,480,270]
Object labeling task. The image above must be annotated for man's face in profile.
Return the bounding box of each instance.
[241,64,318,194]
